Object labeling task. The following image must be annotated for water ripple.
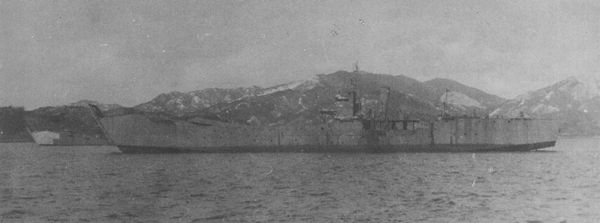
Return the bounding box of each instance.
[1,139,600,222]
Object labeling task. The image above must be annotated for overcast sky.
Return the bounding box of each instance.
[1,0,599,109]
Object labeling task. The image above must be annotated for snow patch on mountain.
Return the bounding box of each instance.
[543,91,553,101]
[225,95,233,103]
[259,80,316,96]
[192,96,201,104]
[489,108,501,116]
[441,91,485,109]
[531,103,559,114]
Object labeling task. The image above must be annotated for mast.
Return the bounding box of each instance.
[383,86,391,121]
[350,78,360,117]
[442,88,449,119]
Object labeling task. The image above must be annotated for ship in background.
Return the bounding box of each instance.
[88,67,559,153]
[24,106,109,146]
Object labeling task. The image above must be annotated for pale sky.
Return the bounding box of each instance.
[1,0,599,109]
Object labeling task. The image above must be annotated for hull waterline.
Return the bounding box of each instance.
[116,141,556,153]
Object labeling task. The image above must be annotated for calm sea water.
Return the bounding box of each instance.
[1,138,600,223]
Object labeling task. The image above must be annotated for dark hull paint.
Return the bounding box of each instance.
[116,141,556,153]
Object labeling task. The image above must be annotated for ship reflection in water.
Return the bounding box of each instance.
[1,138,599,222]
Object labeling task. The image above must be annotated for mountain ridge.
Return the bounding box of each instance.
[5,69,597,144]
[491,76,600,135]
[423,78,506,110]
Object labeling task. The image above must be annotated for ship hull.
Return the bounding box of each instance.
[115,141,556,153]
[96,112,559,154]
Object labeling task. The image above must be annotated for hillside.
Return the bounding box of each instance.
[131,70,505,125]
[491,77,600,135]
[134,81,322,117]
[70,100,123,112]
[424,78,506,113]
[134,86,264,116]
[0,107,34,142]
[194,71,443,125]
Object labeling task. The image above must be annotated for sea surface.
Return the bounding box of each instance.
[1,138,600,223]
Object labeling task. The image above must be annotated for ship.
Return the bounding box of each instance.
[88,71,559,153]
[24,106,109,146]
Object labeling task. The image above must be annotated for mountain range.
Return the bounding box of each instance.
[133,71,507,122]
[2,70,600,140]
